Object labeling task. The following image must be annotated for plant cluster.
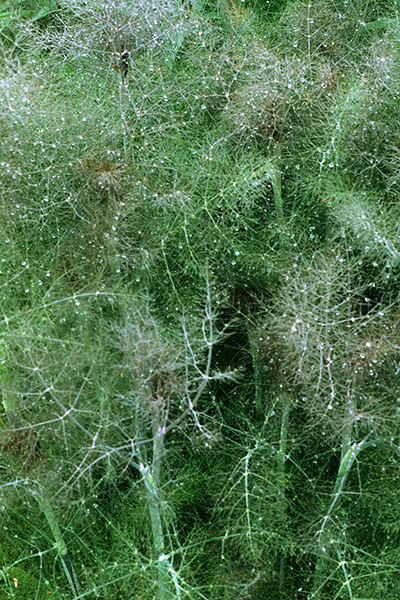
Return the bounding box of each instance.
[1,1,400,599]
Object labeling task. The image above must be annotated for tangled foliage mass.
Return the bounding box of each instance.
[1,1,400,598]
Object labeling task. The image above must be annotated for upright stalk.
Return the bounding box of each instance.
[272,143,283,223]
[311,440,366,599]
[139,406,178,600]
[141,464,173,600]
[248,327,266,414]
[249,331,290,586]
[34,491,81,598]
[277,399,290,588]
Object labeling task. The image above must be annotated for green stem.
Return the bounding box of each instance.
[277,400,289,588]
[312,440,366,599]
[34,491,81,598]
[248,327,265,413]
[140,416,178,600]
[272,144,283,223]
[142,464,176,600]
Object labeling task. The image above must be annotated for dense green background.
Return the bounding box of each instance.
[1,1,400,598]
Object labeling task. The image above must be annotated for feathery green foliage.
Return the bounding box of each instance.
[1,1,400,599]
